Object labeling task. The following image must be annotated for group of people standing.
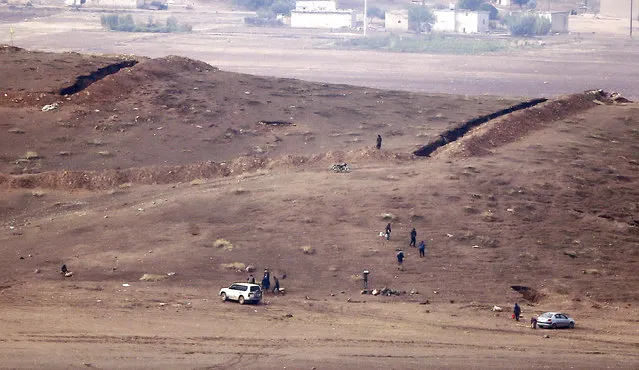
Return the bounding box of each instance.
[388,224,428,268]
[248,269,280,294]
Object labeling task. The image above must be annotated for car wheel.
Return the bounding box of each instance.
[569,322,575,329]
[551,323,557,329]
[238,296,245,305]
[220,292,227,301]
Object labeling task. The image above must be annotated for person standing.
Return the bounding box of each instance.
[363,270,369,289]
[376,135,382,150]
[262,270,270,292]
[248,274,255,284]
[513,303,521,322]
[410,228,417,247]
[385,223,392,240]
[418,240,426,257]
[272,276,280,294]
[396,250,405,270]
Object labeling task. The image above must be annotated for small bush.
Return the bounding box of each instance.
[504,13,550,36]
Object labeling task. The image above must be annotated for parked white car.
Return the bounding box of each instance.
[536,312,575,329]
[219,282,262,304]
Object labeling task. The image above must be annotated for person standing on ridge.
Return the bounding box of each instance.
[410,227,417,247]
[376,135,382,150]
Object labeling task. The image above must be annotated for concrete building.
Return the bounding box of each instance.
[600,0,639,19]
[433,9,490,33]
[385,9,409,32]
[290,1,355,28]
[540,11,570,33]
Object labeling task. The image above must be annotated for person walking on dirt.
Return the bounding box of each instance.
[396,250,405,269]
[272,276,280,294]
[363,270,369,289]
[530,316,537,329]
[410,228,417,247]
[385,223,392,240]
[262,270,270,292]
[513,303,521,321]
[418,240,426,257]
[376,135,382,150]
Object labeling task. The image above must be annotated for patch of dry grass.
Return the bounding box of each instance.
[214,238,235,251]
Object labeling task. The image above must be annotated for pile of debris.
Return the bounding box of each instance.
[586,89,632,105]
[361,287,405,296]
[330,163,351,173]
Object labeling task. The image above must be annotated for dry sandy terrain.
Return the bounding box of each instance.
[1,4,639,369]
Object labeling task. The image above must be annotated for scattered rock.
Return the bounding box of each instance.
[245,265,256,273]
[34,269,40,274]
[492,305,503,312]
[64,271,74,277]
[285,313,293,318]
[544,334,550,338]
[41,103,58,112]
[564,250,578,258]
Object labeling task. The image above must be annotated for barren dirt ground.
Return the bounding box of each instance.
[0,4,639,369]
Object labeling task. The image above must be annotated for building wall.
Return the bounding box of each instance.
[290,11,354,28]
[433,10,456,32]
[385,10,409,32]
[433,10,488,33]
[540,11,570,33]
[295,0,337,12]
[600,0,639,19]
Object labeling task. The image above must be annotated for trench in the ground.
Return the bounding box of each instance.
[59,60,138,96]
[413,98,548,157]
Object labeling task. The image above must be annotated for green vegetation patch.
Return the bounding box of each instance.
[101,14,192,33]
[335,34,536,55]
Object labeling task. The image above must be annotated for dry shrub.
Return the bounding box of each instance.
[24,151,39,160]
[221,262,246,271]
[582,269,600,275]
[214,238,234,251]
[481,210,498,222]
[189,178,206,186]
[300,246,315,255]
[97,151,113,157]
[139,273,167,282]
[380,213,397,221]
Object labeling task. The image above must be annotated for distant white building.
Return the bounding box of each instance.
[385,9,409,32]
[433,9,490,33]
[540,11,570,33]
[290,1,355,29]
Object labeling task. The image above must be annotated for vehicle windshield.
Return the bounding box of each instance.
[540,313,553,318]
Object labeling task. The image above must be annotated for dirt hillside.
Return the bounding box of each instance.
[0,45,638,369]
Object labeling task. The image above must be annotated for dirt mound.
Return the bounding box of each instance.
[0,147,412,190]
[70,56,218,104]
[436,90,629,157]
[0,44,23,53]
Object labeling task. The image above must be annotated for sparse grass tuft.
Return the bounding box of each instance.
[214,238,235,251]
[380,213,397,221]
[24,151,40,160]
[221,262,246,271]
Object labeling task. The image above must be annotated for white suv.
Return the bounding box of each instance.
[219,282,263,304]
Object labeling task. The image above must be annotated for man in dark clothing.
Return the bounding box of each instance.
[248,274,255,284]
[385,223,392,240]
[514,303,521,321]
[418,241,426,257]
[272,276,280,294]
[60,264,68,274]
[396,251,405,269]
[363,270,369,289]
[262,270,270,292]
[376,135,382,150]
[410,228,417,247]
